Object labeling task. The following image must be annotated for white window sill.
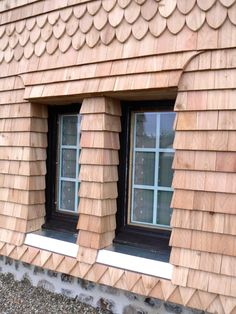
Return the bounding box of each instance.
[24,233,79,258]
[25,233,172,279]
[96,249,173,280]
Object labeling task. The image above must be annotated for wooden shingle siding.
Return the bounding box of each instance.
[0,79,47,245]
[77,97,121,263]
[170,48,236,305]
[0,0,236,64]
[0,1,235,313]
[1,240,236,313]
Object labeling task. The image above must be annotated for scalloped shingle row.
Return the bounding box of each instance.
[0,0,235,63]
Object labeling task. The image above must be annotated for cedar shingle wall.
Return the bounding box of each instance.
[170,49,236,303]
[77,97,121,256]
[0,76,47,245]
[0,1,235,313]
[0,0,236,64]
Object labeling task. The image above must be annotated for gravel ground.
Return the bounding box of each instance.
[0,273,111,314]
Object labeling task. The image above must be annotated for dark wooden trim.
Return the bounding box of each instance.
[44,104,81,233]
[116,100,174,251]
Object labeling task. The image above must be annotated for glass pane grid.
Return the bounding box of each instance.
[58,114,81,214]
[130,111,175,228]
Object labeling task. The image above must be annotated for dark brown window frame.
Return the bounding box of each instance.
[44,104,81,233]
[115,100,175,255]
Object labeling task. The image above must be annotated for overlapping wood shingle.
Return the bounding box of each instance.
[0,0,235,63]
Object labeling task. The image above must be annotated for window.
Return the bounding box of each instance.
[57,114,81,214]
[45,105,81,233]
[116,101,175,253]
[129,111,175,229]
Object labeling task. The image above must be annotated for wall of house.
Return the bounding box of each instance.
[0,0,236,313]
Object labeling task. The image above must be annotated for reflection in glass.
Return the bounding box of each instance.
[62,115,78,146]
[157,191,173,226]
[159,113,175,148]
[136,113,156,148]
[158,152,174,187]
[61,149,76,178]
[133,189,153,223]
[134,152,155,186]
[60,181,75,212]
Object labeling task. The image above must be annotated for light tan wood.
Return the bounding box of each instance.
[77,214,116,233]
[78,230,115,249]
[0,202,45,219]
[175,111,218,130]
[78,198,117,217]
[81,97,119,120]
[80,132,119,150]
[0,188,45,205]
[206,1,227,30]
[174,131,232,151]
[81,113,121,132]
[0,2,235,313]
[0,174,45,190]
[0,229,25,246]
[79,165,118,182]
[77,246,98,264]
[77,97,121,250]
[31,250,51,267]
[0,147,46,161]
[0,242,233,313]
[0,161,46,176]
[43,253,64,271]
[79,148,118,165]
[173,150,216,172]
[0,215,44,233]
[79,182,117,199]
[99,267,125,287]
[171,209,236,236]
[56,256,77,274]
[0,132,47,148]
[84,263,108,282]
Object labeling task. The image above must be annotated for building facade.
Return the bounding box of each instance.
[0,0,236,312]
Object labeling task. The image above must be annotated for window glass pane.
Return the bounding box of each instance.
[135,113,156,148]
[130,109,175,229]
[60,181,75,212]
[134,152,155,186]
[132,189,153,223]
[61,149,76,178]
[57,113,80,214]
[159,113,175,148]
[62,115,78,146]
[156,191,173,226]
[158,152,174,187]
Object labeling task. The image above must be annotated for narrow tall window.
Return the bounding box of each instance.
[129,111,175,229]
[57,114,81,214]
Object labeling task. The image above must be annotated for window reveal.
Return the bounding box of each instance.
[129,112,175,229]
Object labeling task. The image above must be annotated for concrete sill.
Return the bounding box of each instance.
[25,232,79,258]
[25,232,172,279]
[96,249,173,280]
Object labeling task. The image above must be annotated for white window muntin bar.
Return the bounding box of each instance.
[134,148,174,153]
[132,185,173,192]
